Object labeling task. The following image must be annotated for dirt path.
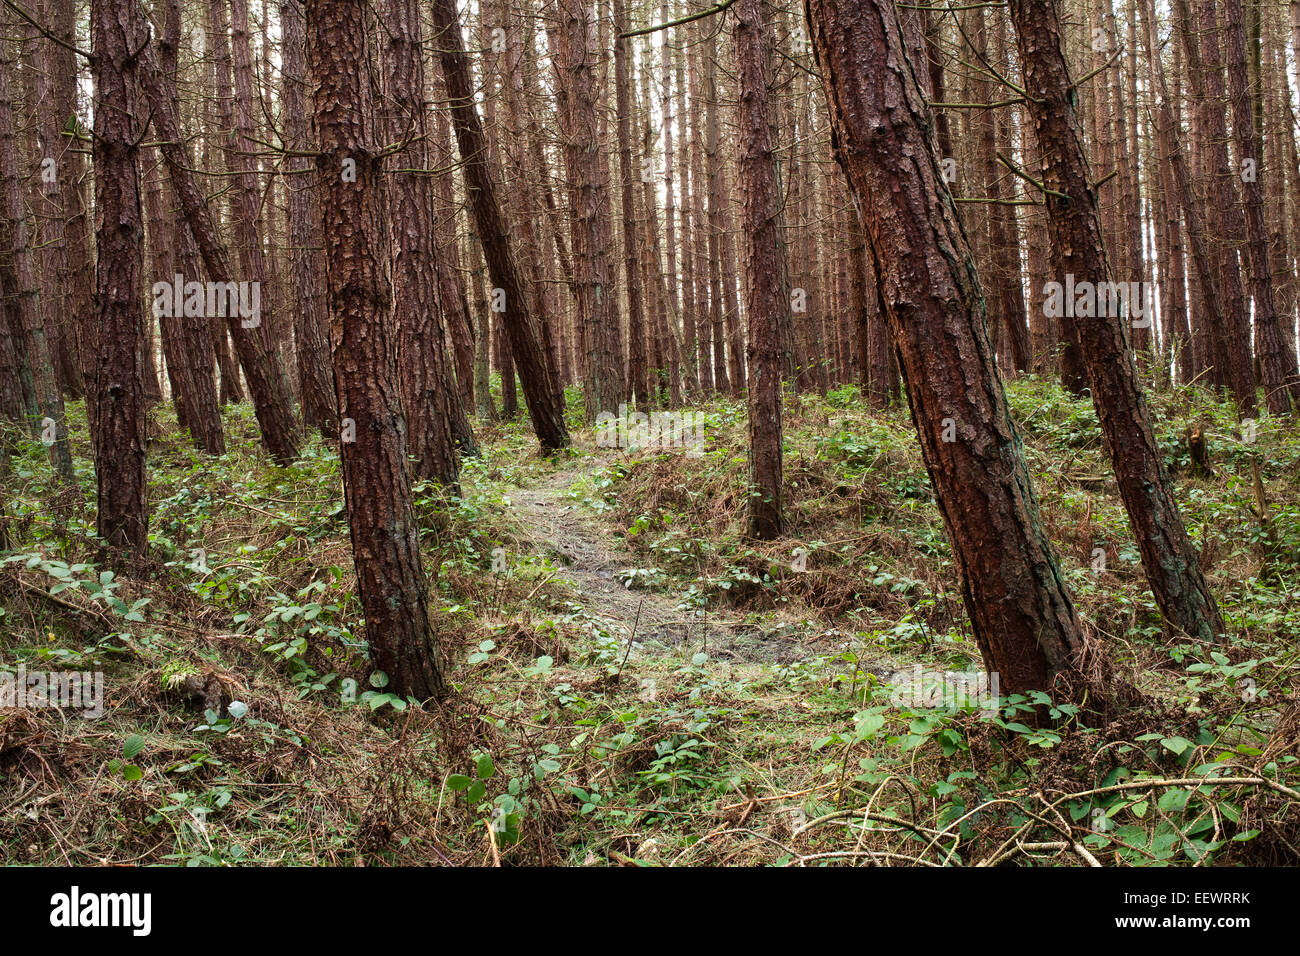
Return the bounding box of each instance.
[505,456,825,666]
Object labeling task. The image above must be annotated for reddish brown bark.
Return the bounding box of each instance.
[552,0,622,421]
[89,0,149,551]
[1008,0,1224,643]
[807,0,1088,695]
[615,0,649,409]
[381,0,468,485]
[306,0,446,700]
[1176,0,1258,412]
[280,0,337,437]
[1224,0,1300,412]
[2,24,73,481]
[737,0,786,539]
[152,0,224,455]
[431,0,567,450]
[138,19,301,462]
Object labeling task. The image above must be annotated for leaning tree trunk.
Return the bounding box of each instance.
[737,0,786,539]
[137,35,301,463]
[305,0,446,700]
[430,0,568,451]
[1007,0,1224,644]
[88,0,149,551]
[805,0,1090,696]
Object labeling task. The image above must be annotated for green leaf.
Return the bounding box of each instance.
[1157,788,1190,812]
[122,765,143,781]
[123,734,145,760]
[476,754,495,780]
[447,774,473,792]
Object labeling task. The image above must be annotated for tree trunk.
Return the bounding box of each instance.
[553,0,623,422]
[1,22,73,481]
[614,0,649,410]
[737,0,786,539]
[1008,0,1224,644]
[806,0,1089,696]
[89,0,149,551]
[381,0,469,485]
[306,0,446,700]
[1176,0,1258,412]
[1223,0,1300,413]
[281,0,338,437]
[430,0,568,451]
[154,0,224,454]
[139,22,301,462]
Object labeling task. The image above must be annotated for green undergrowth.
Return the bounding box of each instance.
[0,374,1296,866]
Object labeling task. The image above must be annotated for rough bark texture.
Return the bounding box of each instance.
[737,0,786,539]
[138,25,301,463]
[229,0,278,355]
[1176,0,1257,412]
[1223,0,1300,413]
[381,0,467,486]
[1008,0,1224,643]
[430,0,567,451]
[306,0,446,700]
[30,0,82,401]
[805,0,1088,696]
[154,0,225,454]
[89,0,149,551]
[703,28,730,394]
[1,22,73,481]
[281,0,338,437]
[614,0,649,410]
[554,0,623,422]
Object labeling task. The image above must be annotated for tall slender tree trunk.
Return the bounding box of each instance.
[614,0,649,410]
[42,0,91,402]
[807,0,1092,696]
[737,0,786,539]
[89,0,149,551]
[553,0,622,422]
[138,38,302,462]
[280,0,337,437]
[1224,0,1300,412]
[431,0,568,451]
[381,0,469,485]
[1176,0,1257,412]
[1008,0,1224,643]
[154,0,224,454]
[2,23,73,481]
[28,4,81,401]
[305,0,446,700]
[703,29,731,394]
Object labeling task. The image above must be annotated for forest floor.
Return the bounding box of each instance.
[1,377,1299,866]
